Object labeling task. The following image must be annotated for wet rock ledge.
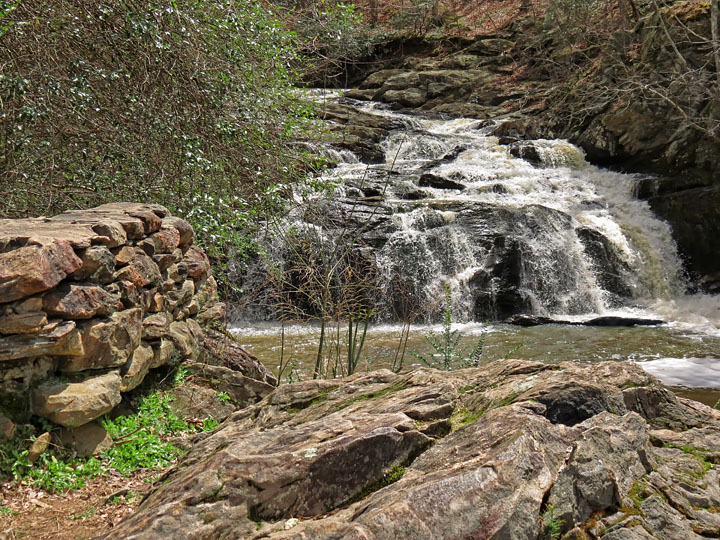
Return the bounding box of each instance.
[0,203,243,428]
[100,360,720,540]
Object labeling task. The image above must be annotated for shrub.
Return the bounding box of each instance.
[273,0,382,83]
[411,285,484,370]
[0,0,315,294]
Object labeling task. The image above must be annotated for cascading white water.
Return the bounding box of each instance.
[310,95,698,324]
[233,91,720,389]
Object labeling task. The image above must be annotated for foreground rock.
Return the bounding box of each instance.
[100,360,720,539]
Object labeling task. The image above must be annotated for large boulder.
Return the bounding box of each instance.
[100,360,720,539]
[0,320,83,361]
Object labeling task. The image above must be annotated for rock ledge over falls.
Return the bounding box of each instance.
[100,360,720,540]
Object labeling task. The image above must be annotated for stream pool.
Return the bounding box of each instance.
[231,319,720,407]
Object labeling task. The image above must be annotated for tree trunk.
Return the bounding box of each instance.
[712,0,720,86]
[370,0,378,27]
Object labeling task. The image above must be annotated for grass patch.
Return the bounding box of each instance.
[628,481,650,509]
[451,407,486,429]
[662,443,716,479]
[101,391,195,475]
[287,386,339,414]
[108,491,141,505]
[71,508,97,520]
[0,505,18,516]
[342,463,406,506]
[338,381,408,410]
[449,393,519,431]
[0,424,104,492]
[0,375,224,492]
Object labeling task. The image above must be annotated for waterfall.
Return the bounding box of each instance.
[242,94,706,326]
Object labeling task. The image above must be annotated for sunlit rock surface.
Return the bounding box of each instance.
[100,360,720,539]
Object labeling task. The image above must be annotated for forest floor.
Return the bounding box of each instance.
[0,467,170,540]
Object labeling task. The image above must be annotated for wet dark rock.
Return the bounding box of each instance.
[577,227,633,299]
[505,314,664,327]
[317,102,409,164]
[491,117,545,140]
[633,175,711,200]
[100,360,720,540]
[647,185,720,290]
[395,181,429,200]
[508,141,542,165]
[419,145,466,170]
[504,314,557,326]
[584,316,664,327]
[418,173,465,190]
[471,238,531,321]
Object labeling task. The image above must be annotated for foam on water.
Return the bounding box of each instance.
[259,95,720,339]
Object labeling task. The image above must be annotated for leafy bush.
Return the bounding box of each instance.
[101,391,190,474]
[0,0,315,293]
[274,0,382,83]
[0,425,103,491]
[389,0,447,36]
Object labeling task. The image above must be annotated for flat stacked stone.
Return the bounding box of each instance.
[0,203,224,427]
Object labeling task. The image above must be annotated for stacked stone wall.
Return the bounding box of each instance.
[0,203,223,428]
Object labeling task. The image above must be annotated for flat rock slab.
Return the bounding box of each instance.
[505,314,665,327]
[0,240,82,303]
[0,320,82,361]
[43,282,121,319]
[60,308,142,372]
[98,360,720,540]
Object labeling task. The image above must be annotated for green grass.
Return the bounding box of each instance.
[628,480,650,509]
[0,424,104,492]
[71,508,97,520]
[450,393,519,431]
[338,381,408,410]
[451,407,486,428]
[662,443,716,479]
[0,377,226,492]
[108,491,141,505]
[542,504,563,539]
[342,463,406,506]
[287,386,339,414]
[0,505,18,516]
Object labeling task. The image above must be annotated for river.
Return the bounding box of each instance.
[231,90,720,402]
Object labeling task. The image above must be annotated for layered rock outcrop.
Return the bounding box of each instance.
[0,203,223,427]
[342,36,527,120]
[100,360,720,540]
